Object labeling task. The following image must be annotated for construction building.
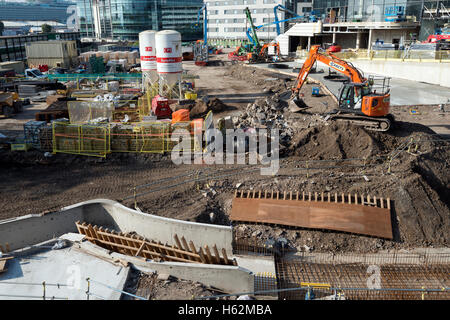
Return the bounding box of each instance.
[76,0,204,41]
[25,40,79,68]
[282,0,449,52]
[205,0,305,43]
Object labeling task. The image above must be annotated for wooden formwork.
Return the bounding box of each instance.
[75,221,237,266]
[231,190,393,239]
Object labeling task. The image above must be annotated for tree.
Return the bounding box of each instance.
[0,21,4,36]
[41,24,52,34]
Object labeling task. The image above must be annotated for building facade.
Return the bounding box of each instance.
[282,0,449,53]
[205,0,295,42]
[76,0,204,41]
[0,1,75,24]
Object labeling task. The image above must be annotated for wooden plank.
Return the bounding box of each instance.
[135,240,146,257]
[198,247,208,264]
[230,197,393,239]
[98,227,113,251]
[135,235,152,259]
[189,241,202,263]
[181,237,195,261]
[221,248,230,265]
[174,234,187,260]
[212,245,222,264]
[0,260,7,273]
[204,245,214,264]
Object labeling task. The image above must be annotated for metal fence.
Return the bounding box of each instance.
[52,121,110,157]
[0,278,147,300]
[52,119,205,157]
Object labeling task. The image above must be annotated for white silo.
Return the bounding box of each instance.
[139,30,158,85]
[155,30,182,99]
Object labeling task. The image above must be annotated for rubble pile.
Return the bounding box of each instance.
[234,95,294,147]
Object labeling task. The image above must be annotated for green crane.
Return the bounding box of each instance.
[244,7,261,52]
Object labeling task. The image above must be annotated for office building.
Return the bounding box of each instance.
[0,1,75,24]
[76,0,204,41]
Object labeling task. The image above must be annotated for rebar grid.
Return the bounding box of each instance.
[275,255,450,300]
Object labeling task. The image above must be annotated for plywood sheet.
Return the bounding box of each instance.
[231,196,393,239]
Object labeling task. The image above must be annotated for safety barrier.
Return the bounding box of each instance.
[47,73,142,82]
[52,117,206,157]
[52,122,110,157]
[335,49,450,62]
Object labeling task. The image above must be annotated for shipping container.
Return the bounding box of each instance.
[0,61,25,74]
[25,41,78,68]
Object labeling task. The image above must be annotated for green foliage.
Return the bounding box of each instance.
[41,24,52,33]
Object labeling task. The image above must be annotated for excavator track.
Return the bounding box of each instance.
[328,113,393,132]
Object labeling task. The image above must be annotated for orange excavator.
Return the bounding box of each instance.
[291,45,394,131]
[248,42,280,63]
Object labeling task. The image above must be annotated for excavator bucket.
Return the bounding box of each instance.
[289,95,307,112]
[278,90,307,112]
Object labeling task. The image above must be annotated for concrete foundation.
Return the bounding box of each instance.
[0,240,130,300]
[0,199,233,254]
[75,239,254,294]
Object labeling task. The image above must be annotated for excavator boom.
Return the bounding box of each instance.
[293,45,365,96]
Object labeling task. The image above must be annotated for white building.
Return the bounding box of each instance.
[205,0,287,43]
[296,0,312,15]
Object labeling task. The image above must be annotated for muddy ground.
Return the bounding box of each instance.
[122,269,233,300]
[0,55,449,256]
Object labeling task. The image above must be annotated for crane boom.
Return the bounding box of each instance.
[244,7,260,49]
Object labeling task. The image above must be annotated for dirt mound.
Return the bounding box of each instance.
[190,98,227,118]
[292,122,381,160]
[291,121,440,160]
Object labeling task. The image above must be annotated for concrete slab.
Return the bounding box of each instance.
[235,255,276,275]
[0,244,130,300]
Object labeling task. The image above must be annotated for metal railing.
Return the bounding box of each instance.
[0,278,147,300]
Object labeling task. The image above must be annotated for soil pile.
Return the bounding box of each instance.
[189,98,227,118]
[291,122,382,160]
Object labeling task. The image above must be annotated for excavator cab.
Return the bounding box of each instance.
[338,82,372,112]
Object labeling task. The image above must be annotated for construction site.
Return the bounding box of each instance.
[0,3,449,302]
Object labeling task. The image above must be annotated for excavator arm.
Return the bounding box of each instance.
[292,45,366,97]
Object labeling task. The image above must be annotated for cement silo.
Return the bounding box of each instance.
[139,30,158,85]
[155,30,182,98]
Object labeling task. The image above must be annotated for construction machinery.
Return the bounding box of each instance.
[243,6,316,63]
[291,45,393,131]
[193,3,209,66]
[272,4,317,36]
[0,91,23,118]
